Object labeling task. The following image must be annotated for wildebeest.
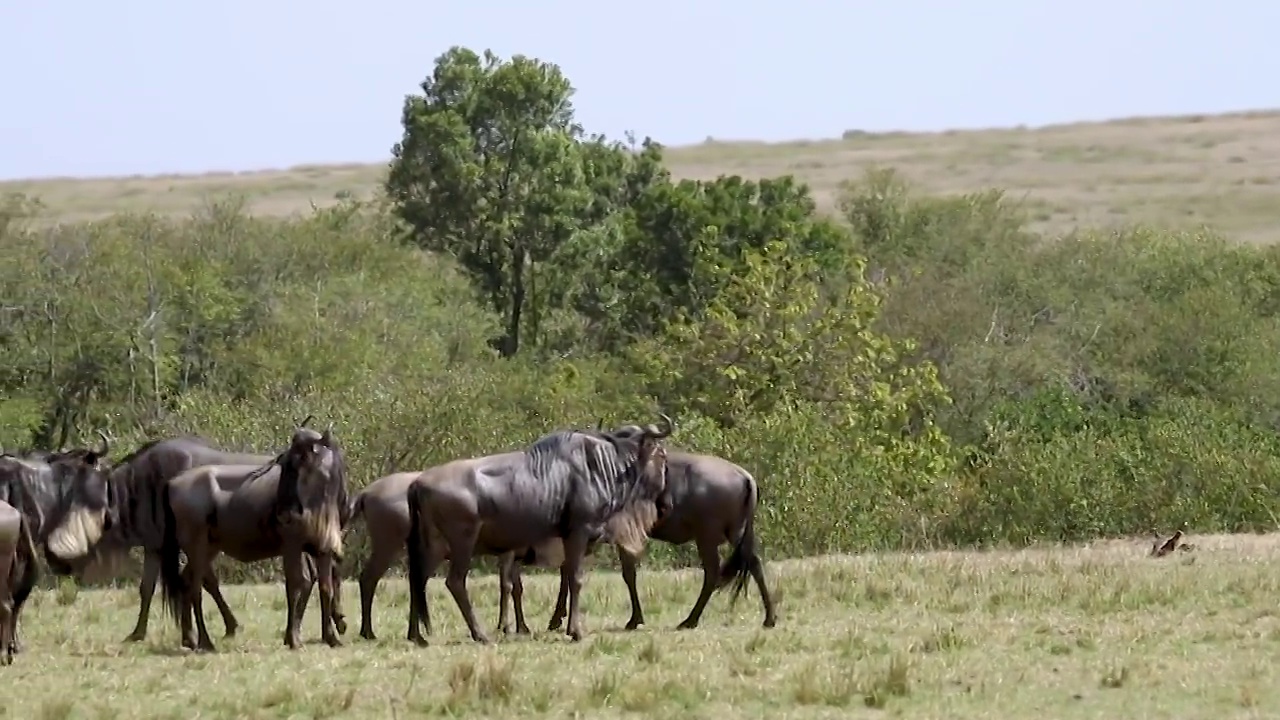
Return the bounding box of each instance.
[542,448,778,631]
[0,498,38,665]
[404,415,674,644]
[157,423,349,651]
[40,429,347,643]
[0,436,113,656]
[347,469,553,642]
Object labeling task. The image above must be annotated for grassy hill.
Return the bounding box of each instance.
[6,108,1280,242]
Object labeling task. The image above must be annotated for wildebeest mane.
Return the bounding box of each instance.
[274,430,347,557]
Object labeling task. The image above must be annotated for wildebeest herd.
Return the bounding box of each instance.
[0,414,777,664]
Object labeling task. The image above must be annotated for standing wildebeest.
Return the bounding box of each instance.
[40,430,347,643]
[157,423,349,652]
[541,448,778,631]
[0,498,38,665]
[0,436,113,656]
[405,416,674,644]
[348,469,557,641]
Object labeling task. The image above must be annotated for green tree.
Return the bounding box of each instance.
[385,46,664,357]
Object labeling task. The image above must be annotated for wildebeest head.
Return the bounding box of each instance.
[276,421,347,558]
[41,431,118,570]
[589,414,674,554]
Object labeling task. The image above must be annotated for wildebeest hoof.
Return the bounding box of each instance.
[567,628,583,642]
[123,630,146,643]
[324,634,343,648]
[410,634,429,648]
[676,619,699,630]
[763,617,778,629]
[516,623,531,635]
[471,631,493,645]
[547,618,564,632]
[360,628,376,641]
[624,618,645,631]
[223,625,239,639]
[335,616,348,636]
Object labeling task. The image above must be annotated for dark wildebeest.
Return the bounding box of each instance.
[348,469,556,641]
[0,435,113,656]
[540,447,778,631]
[40,429,347,643]
[404,416,674,644]
[0,498,38,665]
[157,423,349,652]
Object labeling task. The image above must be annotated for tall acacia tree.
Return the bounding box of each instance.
[386,46,661,357]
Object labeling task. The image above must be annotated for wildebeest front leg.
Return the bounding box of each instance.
[296,555,347,636]
[677,538,722,630]
[510,558,531,634]
[281,549,307,649]
[561,533,591,641]
[0,598,11,666]
[315,553,342,648]
[619,546,647,630]
[125,551,161,642]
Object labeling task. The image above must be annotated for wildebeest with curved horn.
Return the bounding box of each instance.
[542,446,777,631]
[348,469,557,642]
[0,497,38,665]
[157,421,349,651]
[0,435,113,656]
[405,415,674,644]
[39,422,347,643]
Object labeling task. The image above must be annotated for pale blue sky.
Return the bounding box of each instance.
[3,1,1277,180]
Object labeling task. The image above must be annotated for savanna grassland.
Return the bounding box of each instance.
[5,109,1280,242]
[10,534,1280,719]
[6,44,1280,718]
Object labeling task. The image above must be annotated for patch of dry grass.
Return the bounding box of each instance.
[8,532,1280,718]
[6,110,1280,242]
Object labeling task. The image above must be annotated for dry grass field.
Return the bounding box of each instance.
[8,533,1280,719]
[6,109,1280,242]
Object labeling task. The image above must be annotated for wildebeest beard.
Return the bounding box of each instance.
[274,429,348,559]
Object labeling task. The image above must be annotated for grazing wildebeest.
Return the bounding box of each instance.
[40,429,347,643]
[541,448,778,631]
[404,415,674,644]
[0,435,112,656]
[157,423,349,651]
[0,498,38,665]
[347,469,555,641]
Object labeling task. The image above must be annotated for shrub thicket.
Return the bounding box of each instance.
[5,47,1280,583]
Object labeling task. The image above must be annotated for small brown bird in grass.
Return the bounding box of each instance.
[1150,528,1185,558]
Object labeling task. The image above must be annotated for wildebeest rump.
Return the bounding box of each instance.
[41,432,346,642]
[543,448,778,631]
[157,423,350,651]
[347,469,557,642]
[0,498,38,665]
[405,416,674,644]
[0,439,112,655]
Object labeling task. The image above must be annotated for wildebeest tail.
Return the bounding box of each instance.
[345,492,366,529]
[404,483,430,630]
[717,472,760,607]
[157,483,185,625]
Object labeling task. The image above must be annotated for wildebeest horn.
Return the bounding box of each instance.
[296,414,315,429]
[322,422,334,444]
[645,413,674,439]
[95,429,111,457]
[596,417,605,431]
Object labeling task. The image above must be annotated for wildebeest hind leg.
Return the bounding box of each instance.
[124,552,161,643]
[619,547,646,630]
[358,543,396,640]
[749,554,777,628]
[442,527,490,644]
[186,547,217,652]
[676,539,722,630]
[201,571,239,638]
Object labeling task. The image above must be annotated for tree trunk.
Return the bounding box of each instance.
[500,248,527,358]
